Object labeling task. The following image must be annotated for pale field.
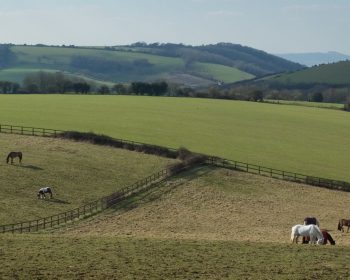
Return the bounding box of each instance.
[60,167,350,246]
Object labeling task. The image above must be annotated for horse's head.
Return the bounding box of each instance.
[37,192,41,199]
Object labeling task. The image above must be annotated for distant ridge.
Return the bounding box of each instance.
[276,51,350,67]
[0,43,303,87]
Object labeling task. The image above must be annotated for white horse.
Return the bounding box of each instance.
[291,224,324,244]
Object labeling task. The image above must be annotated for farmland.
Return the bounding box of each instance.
[0,94,349,181]
[0,134,173,225]
[1,45,255,86]
[2,167,350,279]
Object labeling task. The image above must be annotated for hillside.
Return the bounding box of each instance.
[0,43,303,87]
[0,133,173,224]
[62,167,350,245]
[264,60,350,86]
[276,51,350,67]
[1,95,349,181]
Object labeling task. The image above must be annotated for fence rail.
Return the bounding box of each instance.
[207,157,350,192]
[1,168,170,233]
[1,123,350,233]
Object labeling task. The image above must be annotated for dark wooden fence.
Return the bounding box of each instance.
[1,123,350,233]
[206,157,350,192]
[1,168,170,233]
[0,124,64,137]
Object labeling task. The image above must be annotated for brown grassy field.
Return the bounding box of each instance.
[2,166,350,279]
[60,166,350,245]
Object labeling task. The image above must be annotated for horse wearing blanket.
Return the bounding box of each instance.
[37,187,53,199]
[291,224,324,244]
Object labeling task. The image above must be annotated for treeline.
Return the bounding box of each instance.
[0,71,169,95]
[1,70,349,111]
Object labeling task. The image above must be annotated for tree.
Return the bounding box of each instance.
[112,83,128,94]
[98,85,110,95]
[249,90,264,102]
[309,92,323,102]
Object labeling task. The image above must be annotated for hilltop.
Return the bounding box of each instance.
[0,43,303,87]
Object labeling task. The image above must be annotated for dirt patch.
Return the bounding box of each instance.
[63,168,350,245]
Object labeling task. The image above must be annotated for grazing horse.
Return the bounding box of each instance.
[302,230,336,245]
[6,152,22,164]
[37,187,53,199]
[291,224,324,244]
[303,217,320,227]
[338,219,350,232]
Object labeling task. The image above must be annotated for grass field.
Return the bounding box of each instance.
[0,95,349,181]
[0,134,174,225]
[269,60,350,85]
[2,167,350,279]
[192,62,254,83]
[1,234,350,279]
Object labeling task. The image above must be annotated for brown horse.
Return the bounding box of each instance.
[303,217,320,227]
[302,230,336,245]
[6,152,22,164]
[338,219,350,232]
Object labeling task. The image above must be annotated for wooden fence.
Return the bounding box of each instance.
[1,168,170,233]
[1,123,350,233]
[0,124,64,137]
[206,157,350,192]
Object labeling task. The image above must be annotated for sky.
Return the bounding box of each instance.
[0,0,349,54]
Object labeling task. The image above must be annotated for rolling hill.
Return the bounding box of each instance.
[0,43,303,87]
[263,60,350,86]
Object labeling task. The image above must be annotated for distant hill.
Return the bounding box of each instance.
[0,43,303,87]
[276,51,350,67]
[265,60,350,86]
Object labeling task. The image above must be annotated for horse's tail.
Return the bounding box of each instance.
[6,153,10,164]
[18,152,22,162]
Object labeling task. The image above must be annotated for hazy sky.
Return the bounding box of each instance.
[1,0,349,54]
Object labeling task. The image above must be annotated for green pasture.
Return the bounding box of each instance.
[1,234,349,279]
[192,62,254,83]
[0,95,349,181]
[0,134,173,225]
[270,60,350,85]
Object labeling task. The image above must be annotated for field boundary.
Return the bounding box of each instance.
[206,157,350,192]
[1,123,349,190]
[0,167,177,233]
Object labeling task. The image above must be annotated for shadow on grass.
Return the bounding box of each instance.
[45,198,70,204]
[109,165,214,213]
[19,164,44,171]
